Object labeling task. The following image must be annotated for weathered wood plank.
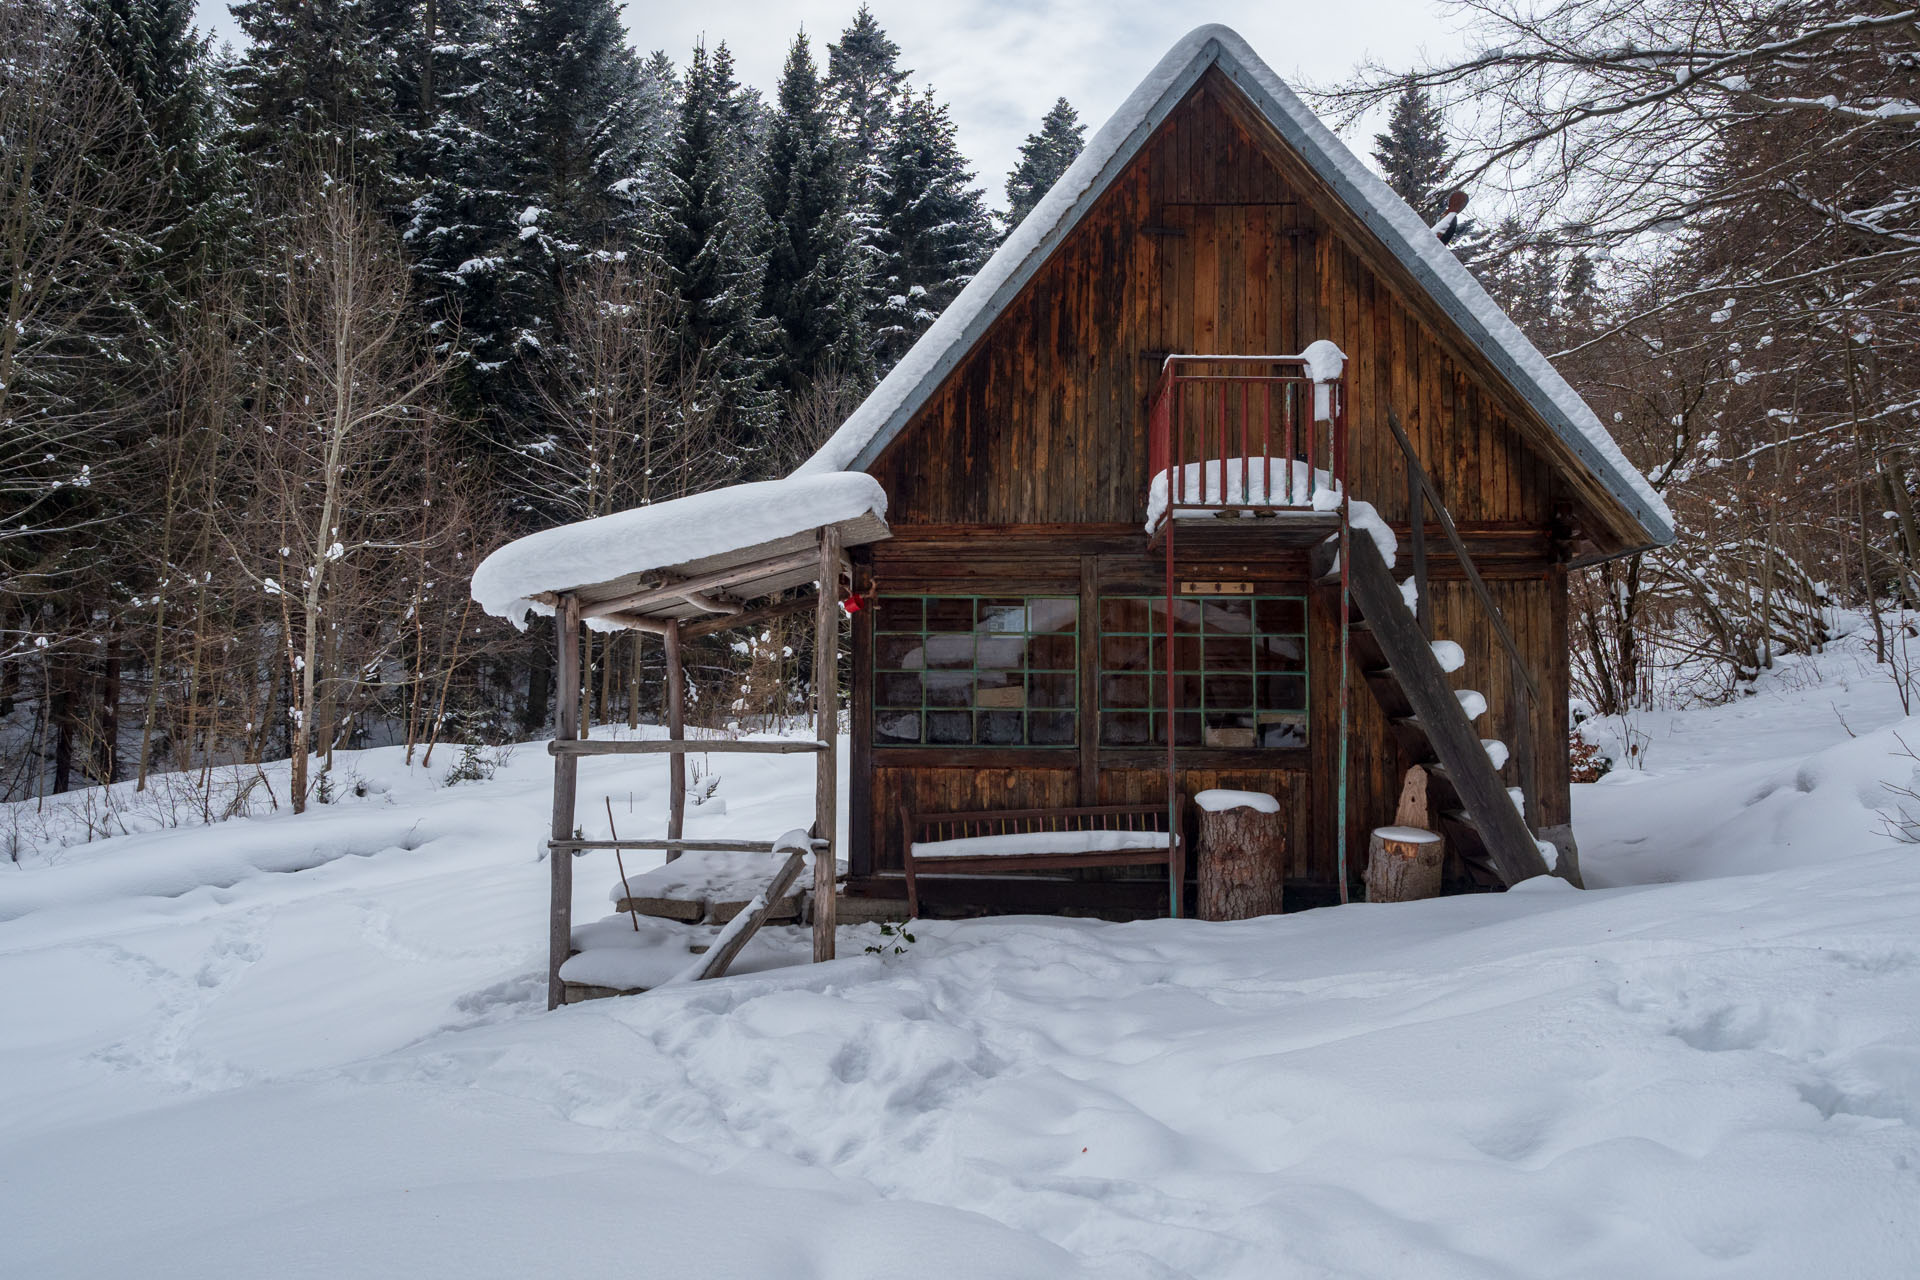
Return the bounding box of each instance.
[548,593,582,1011]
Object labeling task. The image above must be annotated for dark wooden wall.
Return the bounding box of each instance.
[870,71,1555,535]
[852,70,1581,905]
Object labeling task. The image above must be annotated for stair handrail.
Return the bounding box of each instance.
[1385,408,1540,821]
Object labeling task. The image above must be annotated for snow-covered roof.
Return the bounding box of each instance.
[796,24,1674,549]
[472,472,888,629]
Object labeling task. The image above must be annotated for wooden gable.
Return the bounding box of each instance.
[871,70,1595,547]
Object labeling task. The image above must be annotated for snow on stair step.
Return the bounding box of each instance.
[1456,689,1488,721]
[1482,739,1509,769]
[1431,640,1466,672]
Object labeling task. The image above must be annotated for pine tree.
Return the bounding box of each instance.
[658,41,776,463]
[1002,97,1084,232]
[1372,77,1455,221]
[760,32,872,400]
[872,88,992,369]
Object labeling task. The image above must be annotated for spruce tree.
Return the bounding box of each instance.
[872,88,992,369]
[1002,97,1085,233]
[226,0,404,191]
[760,32,872,399]
[659,41,776,463]
[1371,77,1454,221]
[825,6,907,351]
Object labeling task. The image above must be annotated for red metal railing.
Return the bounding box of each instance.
[1146,355,1347,529]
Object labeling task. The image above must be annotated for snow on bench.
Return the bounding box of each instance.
[910,829,1174,859]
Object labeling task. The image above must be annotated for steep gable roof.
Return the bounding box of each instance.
[797,24,1674,549]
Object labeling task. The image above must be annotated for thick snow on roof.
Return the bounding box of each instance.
[471,471,886,627]
[796,24,1673,547]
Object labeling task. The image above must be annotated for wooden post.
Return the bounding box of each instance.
[1364,826,1444,903]
[664,619,685,858]
[548,593,582,1010]
[1195,792,1286,921]
[812,526,842,963]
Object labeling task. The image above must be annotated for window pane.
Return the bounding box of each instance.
[1029,599,1079,635]
[1199,598,1253,634]
[925,672,974,707]
[924,634,974,669]
[1103,634,1150,672]
[1102,597,1154,633]
[1204,675,1254,709]
[1259,714,1307,748]
[1259,674,1308,711]
[1030,711,1075,745]
[1028,672,1075,709]
[875,635,925,670]
[876,672,922,707]
[1208,634,1254,672]
[925,598,974,632]
[1102,673,1152,708]
[927,710,973,744]
[1258,634,1305,667]
[1100,710,1153,746]
[1027,634,1076,671]
[974,673,1024,708]
[976,635,1027,670]
[1256,597,1304,633]
[875,711,921,744]
[979,599,1029,633]
[978,711,1024,744]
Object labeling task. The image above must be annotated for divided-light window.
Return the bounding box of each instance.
[1098,595,1308,748]
[873,596,1078,747]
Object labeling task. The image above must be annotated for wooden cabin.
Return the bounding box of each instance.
[476,27,1675,1007]
[799,25,1672,915]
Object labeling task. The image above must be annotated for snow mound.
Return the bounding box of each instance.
[1194,788,1280,813]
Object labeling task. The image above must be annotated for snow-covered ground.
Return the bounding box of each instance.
[5,640,1920,1277]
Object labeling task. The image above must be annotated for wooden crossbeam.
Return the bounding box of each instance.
[548,837,785,854]
[581,551,816,621]
[547,738,827,756]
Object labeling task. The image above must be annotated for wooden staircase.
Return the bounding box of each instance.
[1314,530,1554,888]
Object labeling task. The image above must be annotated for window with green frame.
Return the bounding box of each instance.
[1098,595,1308,748]
[872,595,1079,747]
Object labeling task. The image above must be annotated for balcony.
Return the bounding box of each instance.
[1146,355,1347,542]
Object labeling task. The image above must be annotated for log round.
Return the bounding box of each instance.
[1364,825,1444,903]
[1195,791,1286,921]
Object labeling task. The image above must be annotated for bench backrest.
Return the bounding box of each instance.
[904,800,1185,847]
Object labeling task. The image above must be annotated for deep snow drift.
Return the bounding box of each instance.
[5,641,1920,1277]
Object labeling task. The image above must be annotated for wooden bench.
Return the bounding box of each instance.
[899,800,1188,918]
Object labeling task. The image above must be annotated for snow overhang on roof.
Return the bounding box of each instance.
[471,472,889,631]
[796,24,1675,550]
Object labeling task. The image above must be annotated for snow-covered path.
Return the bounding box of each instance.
[5,651,1920,1277]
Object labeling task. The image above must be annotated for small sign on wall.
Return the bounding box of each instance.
[1179,581,1254,595]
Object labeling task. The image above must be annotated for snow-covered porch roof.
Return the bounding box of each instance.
[471,472,889,631]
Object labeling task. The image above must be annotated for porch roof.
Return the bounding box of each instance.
[471,472,889,631]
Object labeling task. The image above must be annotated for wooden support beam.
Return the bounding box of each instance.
[548,593,582,1011]
[680,592,816,641]
[549,837,785,854]
[546,737,827,756]
[812,526,842,963]
[687,841,812,982]
[664,619,685,859]
[580,552,816,621]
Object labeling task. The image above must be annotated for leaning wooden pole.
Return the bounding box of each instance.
[664,619,686,858]
[812,526,842,963]
[548,594,583,1010]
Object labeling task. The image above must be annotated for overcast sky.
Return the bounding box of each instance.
[193,1,1464,208]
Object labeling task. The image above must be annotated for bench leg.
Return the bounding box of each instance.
[904,853,920,919]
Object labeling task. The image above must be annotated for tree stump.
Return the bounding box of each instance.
[1195,790,1286,920]
[1364,826,1444,902]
